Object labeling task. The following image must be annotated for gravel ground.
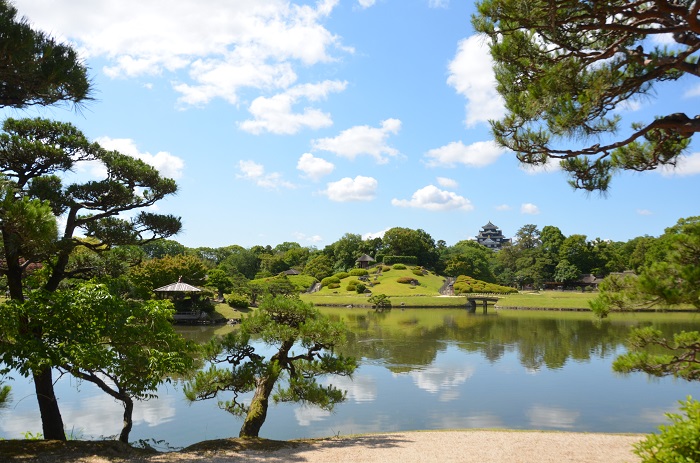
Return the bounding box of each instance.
[150,431,643,463]
[1,430,644,463]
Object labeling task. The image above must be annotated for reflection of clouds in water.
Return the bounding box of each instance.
[404,364,475,399]
[527,404,579,428]
[294,405,331,426]
[325,374,377,403]
[638,405,678,425]
[1,393,176,438]
[431,412,503,429]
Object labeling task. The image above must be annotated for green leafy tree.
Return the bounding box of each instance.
[382,227,439,269]
[0,283,196,443]
[0,1,91,108]
[473,0,698,191]
[128,254,207,299]
[0,118,181,440]
[325,233,365,272]
[218,246,261,280]
[185,295,357,438]
[206,268,233,300]
[559,234,594,275]
[303,253,333,281]
[553,259,580,285]
[443,240,495,282]
[141,239,187,259]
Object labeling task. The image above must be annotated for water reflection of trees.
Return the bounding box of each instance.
[327,309,700,373]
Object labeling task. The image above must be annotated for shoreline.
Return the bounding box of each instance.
[1,430,645,462]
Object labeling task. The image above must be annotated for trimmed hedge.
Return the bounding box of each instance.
[225,293,250,309]
[397,276,419,285]
[392,264,407,270]
[453,275,517,294]
[333,272,350,280]
[321,276,341,287]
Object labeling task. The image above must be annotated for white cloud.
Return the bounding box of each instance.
[437,177,458,188]
[447,35,505,127]
[391,185,474,211]
[358,0,377,8]
[637,209,653,216]
[293,232,323,243]
[236,160,295,189]
[425,140,506,168]
[297,153,335,181]
[519,158,562,174]
[12,0,346,108]
[521,203,540,215]
[429,0,449,7]
[495,204,511,211]
[95,137,185,179]
[312,119,401,164]
[659,152,700,177]
[239,80,347,134]
[323,176,378,202]
[684,84,700,98]
[362,228,390,240]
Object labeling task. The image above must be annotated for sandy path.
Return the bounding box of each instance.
[149,431,643,463]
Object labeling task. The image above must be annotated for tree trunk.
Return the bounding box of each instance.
[238,373,278,438]
[119,396,134,443]
[33,367,66,440]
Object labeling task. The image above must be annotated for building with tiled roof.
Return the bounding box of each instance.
[476,222,510,250]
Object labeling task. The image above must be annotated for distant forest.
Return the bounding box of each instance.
[128,220,678,292]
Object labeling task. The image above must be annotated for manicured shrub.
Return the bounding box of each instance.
[321,276,340,287]
[349,268,368,277]
[412,269,423,276]
[226,293,250,309]
[355,283,366,294]
[334,272,350,280]
[346,280,358,291]
[392,264,406,270]
[327,283,340,289]
[368,294,392,310]
[452,275,517,295]
[397,276,418,285]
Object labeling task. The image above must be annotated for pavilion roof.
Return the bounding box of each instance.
[154,279,201,293]
[356,253,375,262]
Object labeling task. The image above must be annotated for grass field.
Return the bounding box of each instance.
[496,291,596,309]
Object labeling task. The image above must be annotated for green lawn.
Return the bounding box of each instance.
[496,291,597,309]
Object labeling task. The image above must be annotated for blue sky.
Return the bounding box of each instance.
[5,0,699,249]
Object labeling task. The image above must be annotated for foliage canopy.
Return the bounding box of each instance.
[473,0,699,191]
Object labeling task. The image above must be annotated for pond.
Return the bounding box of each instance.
[1,308,699,449]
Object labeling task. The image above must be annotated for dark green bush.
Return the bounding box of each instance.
[225,293,250,309]
[321,276,340,287]
[355,283,366,294]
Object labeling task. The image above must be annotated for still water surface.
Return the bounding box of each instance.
[1,308,699,448]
